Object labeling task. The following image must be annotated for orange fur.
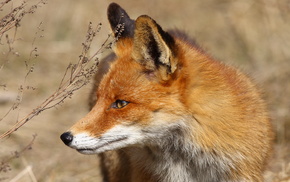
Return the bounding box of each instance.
[61,3,273,182]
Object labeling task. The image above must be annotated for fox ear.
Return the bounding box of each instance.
[107,3,135,38]
[132,15,177,81]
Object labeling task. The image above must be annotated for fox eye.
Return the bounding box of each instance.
[111,100,129,109]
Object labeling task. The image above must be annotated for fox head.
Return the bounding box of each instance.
[60,3,189,154]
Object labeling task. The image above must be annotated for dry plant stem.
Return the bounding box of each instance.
[0,0,12,10]
[0,0,46,70]
[0,0,46,38]
[9,165,37,182]
[0,3,25,36]
[0,22,115,139]
[0,134,37,173]
[0,33,17,70]
[0,22,43,123]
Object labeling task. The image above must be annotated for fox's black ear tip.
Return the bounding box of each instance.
[107,3,129,22]
[107,2,135,38]
[108,3,120,12]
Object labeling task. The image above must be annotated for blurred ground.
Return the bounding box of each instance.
[0,0,289,181]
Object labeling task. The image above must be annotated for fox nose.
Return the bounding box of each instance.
[60,132,73,145]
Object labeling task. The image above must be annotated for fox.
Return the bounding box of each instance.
[60,3,274,182]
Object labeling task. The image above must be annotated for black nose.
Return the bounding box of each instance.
[60,132,73,145]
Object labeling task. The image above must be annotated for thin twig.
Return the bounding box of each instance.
[0,134,37,174]
[0,22,117,139]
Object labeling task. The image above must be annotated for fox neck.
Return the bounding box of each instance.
[125,126,233,182]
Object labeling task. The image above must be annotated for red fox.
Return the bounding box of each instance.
[61,3,273,182]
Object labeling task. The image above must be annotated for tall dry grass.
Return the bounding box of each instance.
[0,0,289,181]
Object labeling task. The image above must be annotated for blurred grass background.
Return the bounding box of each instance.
[0,0,289,181]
